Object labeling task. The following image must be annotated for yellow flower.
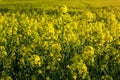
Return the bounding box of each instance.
[51,43,61,52]
[118,59,120,64]
[116,41,120,45]
[0,51,7,59]
[0,71,13,80]
[82,64,88,73]
[0,77,4,80]
[31,75,36,80]
[82,73,87,79]
[13,27,17,35]
[29,54,42,67]
[50,53,54,57]
[82,46,95,58]
[0,46,5,51]
[73,75,77,80]
[38,69,42,74]
[101,75,113,80]
[1,38,7,43]
[59,5,68,14]
[6,76,13,80]
[46,65,50,70]
[107,13,116,21]
[57,58,61,61]
[7,28,12,35]
[83,11,95,21]
[46,76,50,80]
[48,23,55,34]
[105,55,109,60]
[82,46,95,65]
[0,25,3,31]
[34,55,41,65]
[0,76,13,80]
[43,41,49,50]
[19,58,26,68]
[66,65,70,68]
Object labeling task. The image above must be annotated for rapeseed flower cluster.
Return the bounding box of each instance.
[28,54,43,67]
[0,5,119,80]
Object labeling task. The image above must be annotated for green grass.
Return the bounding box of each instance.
[0,0,120,9]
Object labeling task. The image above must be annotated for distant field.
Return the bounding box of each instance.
[0,0,120,8]
[87,0,120,7]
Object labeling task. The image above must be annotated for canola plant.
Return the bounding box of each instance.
[0,5,120,80]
